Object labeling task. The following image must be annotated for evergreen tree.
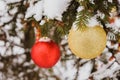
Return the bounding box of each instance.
[0,0,120,80]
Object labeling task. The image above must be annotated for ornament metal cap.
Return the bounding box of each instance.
[39,37,51,42]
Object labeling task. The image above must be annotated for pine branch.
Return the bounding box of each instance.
[62,0,79,33]
[75,0,93,29]
[76,9,92,28]
[75,0,119,29]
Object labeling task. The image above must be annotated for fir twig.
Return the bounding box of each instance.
[76,9,92,28]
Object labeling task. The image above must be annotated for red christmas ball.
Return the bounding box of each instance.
[31,39,60,68]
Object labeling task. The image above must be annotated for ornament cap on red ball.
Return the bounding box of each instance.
[31,37,60,68]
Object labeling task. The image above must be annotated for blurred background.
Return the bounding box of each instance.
[0,0,120,80]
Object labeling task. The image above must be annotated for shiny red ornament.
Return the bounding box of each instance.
[31,40,60,68]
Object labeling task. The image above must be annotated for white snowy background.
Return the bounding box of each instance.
[0,0,120,80]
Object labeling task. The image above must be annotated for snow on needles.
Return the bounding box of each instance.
[25,0,71,21]
[25,0,43,21]
[43,0,71,21]
[87,16,100,27]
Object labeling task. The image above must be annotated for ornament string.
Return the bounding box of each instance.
[32,20,41,42]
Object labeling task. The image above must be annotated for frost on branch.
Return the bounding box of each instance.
[25,0,43,21]
[25,0,71,21]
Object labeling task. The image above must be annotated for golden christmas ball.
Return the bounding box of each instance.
[68,25,107,59]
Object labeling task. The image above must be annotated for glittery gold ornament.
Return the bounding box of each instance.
[68,25,107,59]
